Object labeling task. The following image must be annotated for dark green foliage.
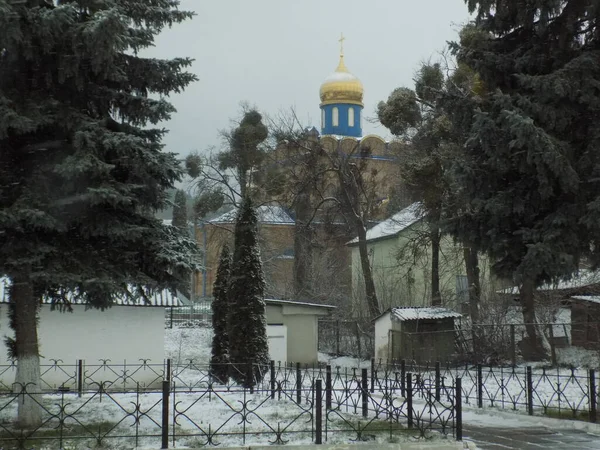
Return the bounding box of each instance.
[0,1,200,314]
[172,190,188,229]
[210,244,232,384]
[228,197,269,388]
[218,109,268,198]
[443,1,600,355]
[447,1,600,283]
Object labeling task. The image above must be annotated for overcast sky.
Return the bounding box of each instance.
[147,1,472,158]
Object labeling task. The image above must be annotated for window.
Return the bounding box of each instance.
[321,109,325,129]
[456,275,469,303]
[348,107,355,127]
[332,107,339,127]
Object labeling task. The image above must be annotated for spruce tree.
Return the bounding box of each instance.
[172,190,189,230]
[445,3,600,358]
[228,197,269,388]
[210,244,232,384]
[0,0,198,426]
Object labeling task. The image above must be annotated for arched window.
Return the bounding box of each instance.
[321,109,325,129]
[332,107,339,127]
[348,107,355,127]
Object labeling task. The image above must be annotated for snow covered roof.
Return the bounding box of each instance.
[209,205,294,225]
[347,202,422,245]
[265,298,336,309]
[499,270,600,295]
[571,295,600,305]
[389,307,461,322]
[0,277,186,307]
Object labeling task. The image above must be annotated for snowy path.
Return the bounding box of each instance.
[464,425,600,449]
[461,408,600,449]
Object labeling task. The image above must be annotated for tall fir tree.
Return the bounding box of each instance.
[172,189,188,230]
[210,244,232,384]
[228,197,269,388]
[0,0,198,426]
[445,2,600,357]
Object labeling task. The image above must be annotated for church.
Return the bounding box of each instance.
[196,38,405,314]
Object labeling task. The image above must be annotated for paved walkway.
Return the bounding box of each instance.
[464,424,600,449]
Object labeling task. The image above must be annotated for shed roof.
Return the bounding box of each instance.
[209,205,294,225]
[0,277,187,307]
[498,270,600,296]
[389,307,461,321]
[571,295,600,305]
[265,298,336,309]
[347,202,422,245]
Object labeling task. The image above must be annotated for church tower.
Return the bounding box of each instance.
[319,34,364,138]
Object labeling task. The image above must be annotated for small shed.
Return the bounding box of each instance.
[374,307,461,363]
[265,299,335,365]
[0,278,187,390]
[569,296,600,349]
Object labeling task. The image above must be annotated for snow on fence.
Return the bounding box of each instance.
[372,359,599,422]
[0,361,460,449]
[165,302,212,328]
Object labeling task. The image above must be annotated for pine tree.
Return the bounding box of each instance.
[228,197,269,388]
[445,3,600,358]
[210,244,232,384]
[0,0,198,426]
[172,190,189,230]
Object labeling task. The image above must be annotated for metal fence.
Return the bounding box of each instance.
[165,302,212,328]
[0,361,460,448]
[372,359,599,422]
[318,319,374,359]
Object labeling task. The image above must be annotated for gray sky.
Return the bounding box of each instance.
[148,0,471,158]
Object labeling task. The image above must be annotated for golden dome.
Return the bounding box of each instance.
[319,55,364,107]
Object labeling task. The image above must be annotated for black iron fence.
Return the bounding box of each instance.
[165,302,212,328]
[318,319,374,359]
[0,361,460,449]
[372,359,599,423]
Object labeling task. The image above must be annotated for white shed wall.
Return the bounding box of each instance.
[0,304,164,389]
[374,312,393,362]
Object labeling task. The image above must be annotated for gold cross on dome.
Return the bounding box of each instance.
[338,33,345,57]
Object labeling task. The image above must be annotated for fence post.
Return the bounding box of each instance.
[401,359,406,397]
[356,322,362,359]
[270,360,275,399]
[161,380,170,449]
[77,359,83,398]
[526,366,533,415]
[166,359,172,383]
[326,365,332,410]
[315,379,323,444]
[296,362,302,404]
[590,369,597,423]
[370,358,375,393]
[435,361,441,402]
[455,377,462,441]
[548,325,557,366]
[477,364,483,408]
[510,324,516,367]
[407,372,413,429]
[335,320,340,355]
[361,368,368,418]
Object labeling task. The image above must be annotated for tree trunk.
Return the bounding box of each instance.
[10,274,42,428]
[463,245,481,323]
[356,223,381,318]
[430,224,441,306]
[520,276,546,360]
[293,191,313,300]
